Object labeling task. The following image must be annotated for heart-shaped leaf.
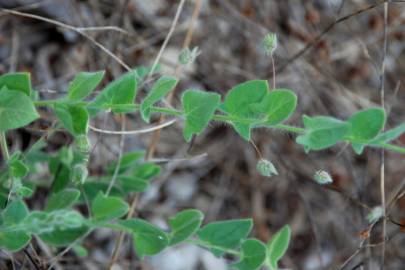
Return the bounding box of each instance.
[168,209,204,246]
[140,76,178,122]
[250,89,297,126]
[223,80,268,140]
[347,108,385,141]
[231,239,267,270]
[119,218,169,257]
[197,219,253,257]
[0,87,39,131]
[54,103,89,136]
[296,115,349,151]
[0,72,32,96]
[88,71,137,115]
[182,89,221,141]
[267,225,291,270]
[91,192,129,222]
[67,71,105,101]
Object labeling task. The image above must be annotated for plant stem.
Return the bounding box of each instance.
[33,100,405,154]
[185,239,241,256]
[0,132,10,161]
[0,132,12,207]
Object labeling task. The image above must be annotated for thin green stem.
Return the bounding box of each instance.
[1,132,12,206]
[185,239,241,256]
[274,124,305,134]
[32,100,405,154]
[372,142,405,154]
[34,99,59,106]
[0,132,10,161]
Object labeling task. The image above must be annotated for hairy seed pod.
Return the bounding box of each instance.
[314,170,333,185]
[72,164,88,185]
[179,46,200,65]
[263,33,277,55]
[257,159,278,177]
[367,206,383,223]
[75,135,91,154]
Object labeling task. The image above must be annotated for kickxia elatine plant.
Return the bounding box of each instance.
[1,39,405,270]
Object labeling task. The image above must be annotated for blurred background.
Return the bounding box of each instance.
[0,0,404,269]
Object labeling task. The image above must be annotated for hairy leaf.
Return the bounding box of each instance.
[232,239,267,270]
[119,218,169,257]
[140,76,178,122]
[54,103,89,135]
[0,88,39,131]
[223,80,268,140]
[91,192,129,222]
[45,188,80,212]
[267,225,291,269]
[182,89,221,141]
[296,115,349,151]
[197,219,253,257]
[88,71,137,115]
[0,72,32,96]
[67,71,105,101]
[347,108,385,141]
[250,89,297,126]
[168,209,204,246]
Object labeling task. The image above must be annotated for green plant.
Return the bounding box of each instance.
[0,68,404,270]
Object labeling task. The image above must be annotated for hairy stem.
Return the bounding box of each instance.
[33,101,405,154]
[0,132,10,161]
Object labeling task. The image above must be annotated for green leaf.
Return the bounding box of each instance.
[117,176,149,192]
[134,65,161,82]
[182,89,221,141]
[88,71,138,115]
[116,162,160,192]
[267,225,291,269]
[0,88,39,131]
[0,230,31,252]
[197,219,253,257]
[168,209,204,246]
[17,186,34,198]
[132,162,161,179]
[9,153,29,179]
[0,72,32,96]
[371,122,405,143]
[2,199,29,225]
[39,226,88,247]
[231,239,267,270]
[23,210,85,235]
[67,71,105,101]
[73,244,88,257]
[347,108,385,141]
[107,150,145,174]
[140,76,178,122]
[296,116,349,151]
[250,89,297,126]
[351,143,365,155]
[119,218,169,257]
[54,103,89,136]
[223,80,268,140]
[49,157,71,193]
[81,182,123,202]
[22,211,51,234]
[91,192,129,222]
[45,188,80,212]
